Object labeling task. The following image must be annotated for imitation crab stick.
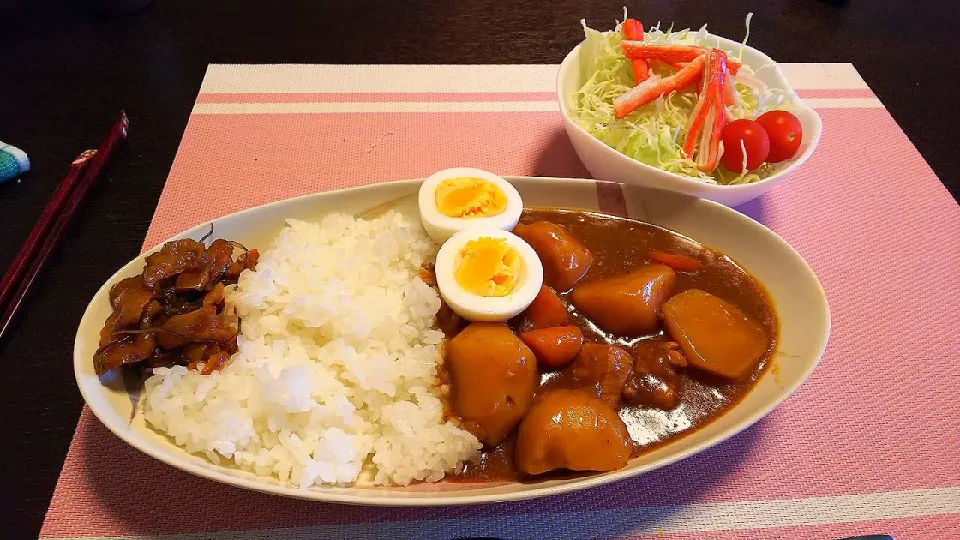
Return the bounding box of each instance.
[723,74,737,106]
[620,19,649,84]
[613,55,705,118]
[682,48,728,171]
[621,41,742,74]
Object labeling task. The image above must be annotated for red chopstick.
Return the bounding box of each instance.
[0,112,129,342]
[0,151,96,312]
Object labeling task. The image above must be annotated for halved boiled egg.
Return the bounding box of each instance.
[418,167,523,243]
[435,229,544,322]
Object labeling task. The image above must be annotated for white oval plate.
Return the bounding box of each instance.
[75,177,830,505]
[557,33,824,207]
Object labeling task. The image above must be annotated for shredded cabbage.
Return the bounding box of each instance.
[572,15,792,185]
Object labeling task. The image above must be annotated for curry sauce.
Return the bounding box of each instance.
[445,209,778,483]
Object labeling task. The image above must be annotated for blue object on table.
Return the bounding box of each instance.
[0,141,30,184]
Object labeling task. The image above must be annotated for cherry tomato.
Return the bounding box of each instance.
[756,110,803,162]
[720,119,770,173]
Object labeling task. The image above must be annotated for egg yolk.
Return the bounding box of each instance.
[435,177,508,218]
[455,238,523,297]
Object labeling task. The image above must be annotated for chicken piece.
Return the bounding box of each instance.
[661,289,768,380]
[622,341,682,410]
[445,322,539,446]
[568,343,634,408]
[570,264,676,336]
[664,342,688,368]
[515,389,631,475]
[513,221,593,292]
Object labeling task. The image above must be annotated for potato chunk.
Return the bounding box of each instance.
[446,322,539,446]
[571,264,676,336]
[661,289,768,380]
[515,389,631,475]
[513,221,593,292]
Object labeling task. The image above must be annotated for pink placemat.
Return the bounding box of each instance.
[41,64,960,539]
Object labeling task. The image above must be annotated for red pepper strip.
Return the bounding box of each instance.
[622,41,741,74]
[621,19,649,84]
[613,55,705,119]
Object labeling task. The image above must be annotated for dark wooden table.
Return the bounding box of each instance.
[1,0,958,537]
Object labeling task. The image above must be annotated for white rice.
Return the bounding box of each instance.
[143,211,481,487]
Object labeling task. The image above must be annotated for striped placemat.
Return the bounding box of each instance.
[41,64,960,539]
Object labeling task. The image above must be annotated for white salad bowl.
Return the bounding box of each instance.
[75,177,829,505]
[557,34,823,207]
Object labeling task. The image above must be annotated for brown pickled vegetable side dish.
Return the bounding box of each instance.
[438,208,778,482]
[94,237,259,377]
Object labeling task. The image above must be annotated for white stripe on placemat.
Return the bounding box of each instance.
[803,97,884,108]
[191,97,882,115]
[199,63,867,94]
[192,101,560,114]
[47,487,960,539]
[777,63,869,90]
[200,64,562,94]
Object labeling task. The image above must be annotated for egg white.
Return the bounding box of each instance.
[418,167,523,244]
[434,228,544,322]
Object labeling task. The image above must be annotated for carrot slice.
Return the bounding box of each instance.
[523,285,568,329]
[649,251,702,272]
[519,326,584,370]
